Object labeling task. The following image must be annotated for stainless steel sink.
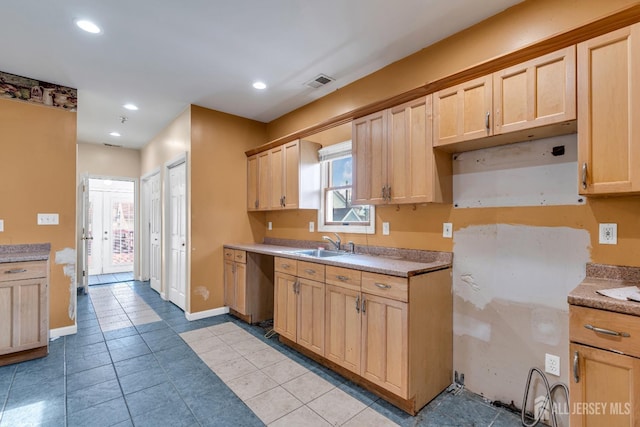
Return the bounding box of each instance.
[290,249,348,258]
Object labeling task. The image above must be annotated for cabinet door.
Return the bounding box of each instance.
[235,262,247,315]
[0,278,47,355]
[257,151,271,210]
[269,146,285,209]
[352,110,388,205]
[325,284,361,374]
[247,155,259,211]
[223,259,235,309]
[434,75,493,147]
[388,95,436,204]
[282,140,300,209]
[578,24,640,195]
[570,343,640,426]
[297,278,324,355]
[360,293,408,397]
[494,46,576,134]
[274,272,297,342]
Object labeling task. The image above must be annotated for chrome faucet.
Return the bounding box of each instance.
[323,233,342,251]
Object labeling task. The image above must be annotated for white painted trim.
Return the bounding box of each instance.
[160,292,168,300]
[50,324,77,338]
[185,306,229,321]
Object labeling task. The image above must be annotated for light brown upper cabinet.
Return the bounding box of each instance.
[577,24,640,195]
[246,139,321,211]
[434,75,493,147]
[494,46,576,134]
[352,95,451,206]
[434,47,576,152]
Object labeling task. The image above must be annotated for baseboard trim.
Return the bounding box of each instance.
[50,324,78,339]
[185,306,229,321]
[160,292,168,300]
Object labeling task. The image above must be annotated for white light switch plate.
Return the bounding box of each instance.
[309,222,314,232]
[0,219,3,232]
[267,221,272,231]
[443,223,453,238]
[599,223,617,245]
[382,222,390,235]
[37,213,59,225]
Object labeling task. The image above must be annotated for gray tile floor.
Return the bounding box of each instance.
[89,272,134,286]
[0,280,523,426]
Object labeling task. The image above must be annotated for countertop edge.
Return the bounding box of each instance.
[224,243,452,278]
[568,278,640,317]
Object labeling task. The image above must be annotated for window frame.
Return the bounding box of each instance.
[317,141,375,234]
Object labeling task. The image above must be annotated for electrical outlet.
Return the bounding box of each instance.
[267,221,272,231]
[443,223,453,238]
[309,221,315,232]
[37,213,59,225]
[599,223,617,245]
[0,219,3,232]
[545,353,560,376]
[382,222,390,236]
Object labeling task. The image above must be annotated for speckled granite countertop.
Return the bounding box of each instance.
[224,240,452,278]
[0,243,51,263]
[568,263,640,317]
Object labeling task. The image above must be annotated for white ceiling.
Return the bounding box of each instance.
[1,0,522,149]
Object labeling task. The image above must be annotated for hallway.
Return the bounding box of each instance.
[0,280,523,426]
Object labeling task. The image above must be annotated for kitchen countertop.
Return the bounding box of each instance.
[224,242,451,278]
[0,243,51,263]
[568,263,640,317]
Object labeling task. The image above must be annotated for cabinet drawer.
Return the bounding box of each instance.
[0,261,47,283]
[234,250,247,264]
[326,266,361,291]
[275,257,297,275]
[298,261,325,282]
[362,272,408,302]
[570,305,640,358]
[223,248,234,261]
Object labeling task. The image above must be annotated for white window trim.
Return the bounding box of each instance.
[317,141,375,234]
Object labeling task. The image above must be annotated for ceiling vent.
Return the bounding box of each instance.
[103,143,123,148]
[305,74,335,89]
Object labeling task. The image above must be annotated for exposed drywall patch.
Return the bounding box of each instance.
[55,247,76,320]
[453,224,589,310]
[194,286,210,301]
[530,307,562,346]
[453,312,491,342]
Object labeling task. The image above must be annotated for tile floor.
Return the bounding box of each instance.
[89,272,134,286]
[0,280,524,426]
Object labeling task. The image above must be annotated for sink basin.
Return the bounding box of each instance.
[290,249,348,258]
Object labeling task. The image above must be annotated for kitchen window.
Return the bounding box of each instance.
[317,141,375,234]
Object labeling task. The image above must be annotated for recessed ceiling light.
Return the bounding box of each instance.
[123,103,138,111]
[109,132,121,137]
[75,19,102,34]
[252,81,267,90]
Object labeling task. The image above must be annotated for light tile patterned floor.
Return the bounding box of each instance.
[89,283,161,331]
[181,323,398,426]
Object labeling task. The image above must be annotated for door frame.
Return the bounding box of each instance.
[80,175,139,280]
[164,153,189,311]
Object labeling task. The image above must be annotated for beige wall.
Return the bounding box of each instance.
[0,99,77,330]
[77,143,141,178]
[190,105,267,313]
[261,0,640,408]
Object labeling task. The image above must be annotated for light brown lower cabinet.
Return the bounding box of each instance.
[224,247,273,324]
[569,305,640,426]
[280,260,452,415]
[0,260,49,366]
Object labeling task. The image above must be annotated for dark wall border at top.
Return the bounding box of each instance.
[246,3,640,157]
[0,70,77,112]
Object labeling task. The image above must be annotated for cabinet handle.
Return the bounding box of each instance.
[304,269,316,275]
[374,282,392,289]
[581,162,587,190]
[255,200,259,209]
[485,111,491,131]
[232,263,236,274]
[355,296,360,313]
[5,269,27,274]
[281,264,290,269]
[573,351,580,383]
[381,186,386,200]
[584,324,630,338]
[337,275,350,282]
[282,195,286,207]
[387,186,391,201]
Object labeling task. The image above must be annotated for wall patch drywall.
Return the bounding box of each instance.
[193,285,210,301]
[55,247,77,320]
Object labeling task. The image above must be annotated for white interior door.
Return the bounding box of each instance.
[168,162,187,309]
[77,175,90,293]
[149,172,162,293]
